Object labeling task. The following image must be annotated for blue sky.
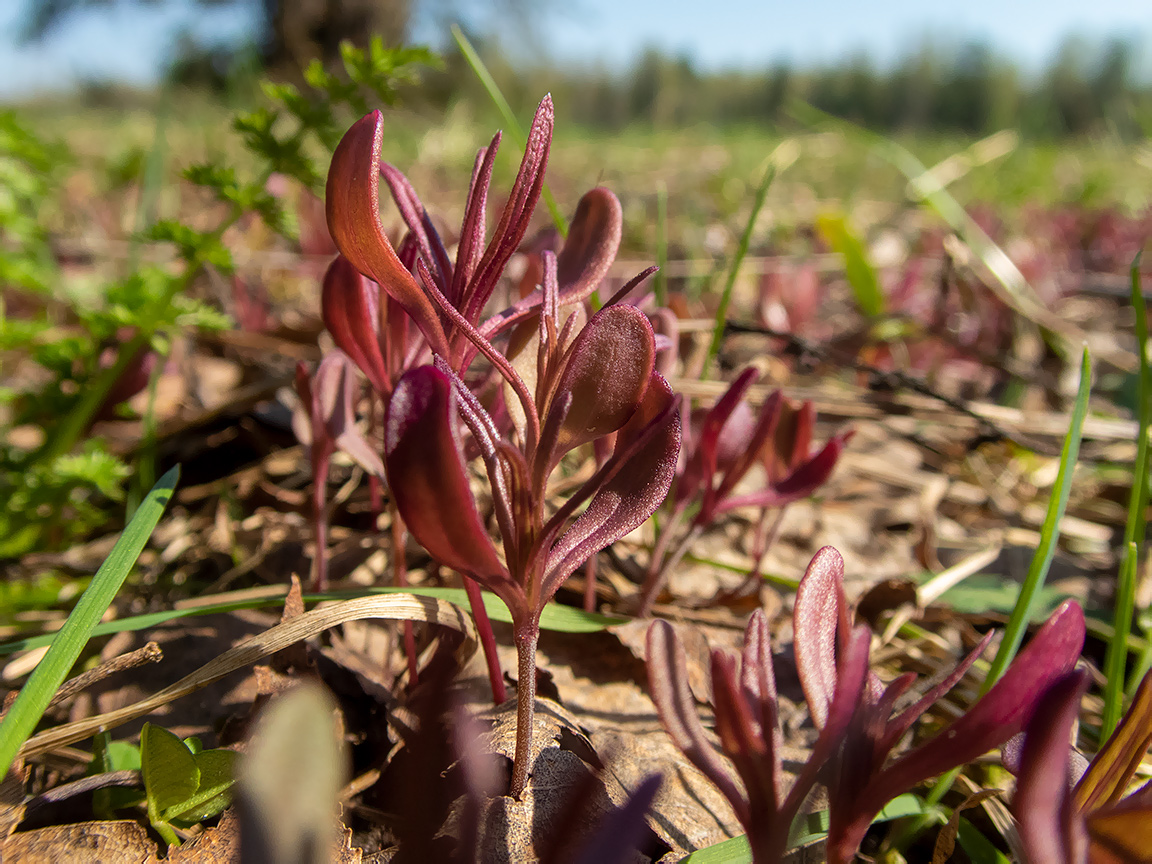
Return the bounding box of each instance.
[2,0,1150,100]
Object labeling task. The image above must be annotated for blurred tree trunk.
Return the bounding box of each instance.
[260,0,411,74]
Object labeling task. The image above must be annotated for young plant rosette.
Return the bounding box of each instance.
[325,95,681,798]
[647,546,1086,863]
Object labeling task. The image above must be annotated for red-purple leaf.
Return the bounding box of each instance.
[1013,670,1091,864]
[712,649,779,824]
[764,399,814,481]
[310,351,385,479]
[741,610,781,786]
[542,374,679,599]
[794,546,847,730]
[292,361,321,452]
[556,187,622,302]
[717,430,852,513]
[385,366,507,588]
[870,599,1086,805]
[321,255,391,395]
[714,400,758,474]
[786,623,873,862]
[378,162,453,293]
[546,304,656,461]
[676,367,758,509]
[711,389,783,507]
[880,629,995,752]
[464,95,554,327]
[451,136,499,305]
[646,620,749,825]
[326,111,449,357]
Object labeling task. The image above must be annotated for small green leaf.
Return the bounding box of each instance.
[103,740,142,772]
[167,748,237,824]
[142,723,200,816]
[816,212,885,318]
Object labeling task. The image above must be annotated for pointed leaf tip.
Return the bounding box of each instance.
[327,112,448,357]
[873,599,1086,804]
[794,546,846,730]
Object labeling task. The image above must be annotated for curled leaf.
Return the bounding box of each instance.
[321,256,390,395]
[326,111,449,357]
[794,546,847,730]
[385,366,506,586]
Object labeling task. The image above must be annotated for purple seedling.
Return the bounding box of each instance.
[637,367,851,615]
[292,350,384,590]
[647,545,1087,863]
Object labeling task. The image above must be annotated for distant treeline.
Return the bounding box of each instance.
[427,36,1151,139]
[161,29,1152,140]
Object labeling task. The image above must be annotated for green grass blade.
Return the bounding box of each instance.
[955,817,1012,864]
[681,835,751,863]
[1104,542,1140,736]
[983,346,1091,691]
[654,181,668,307]
[0,585,625,657]
[0,465,179,778]
[704,162,775,377]
[1125,252,1152,697]
[816,212,885,318]
[450,24,567,238]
